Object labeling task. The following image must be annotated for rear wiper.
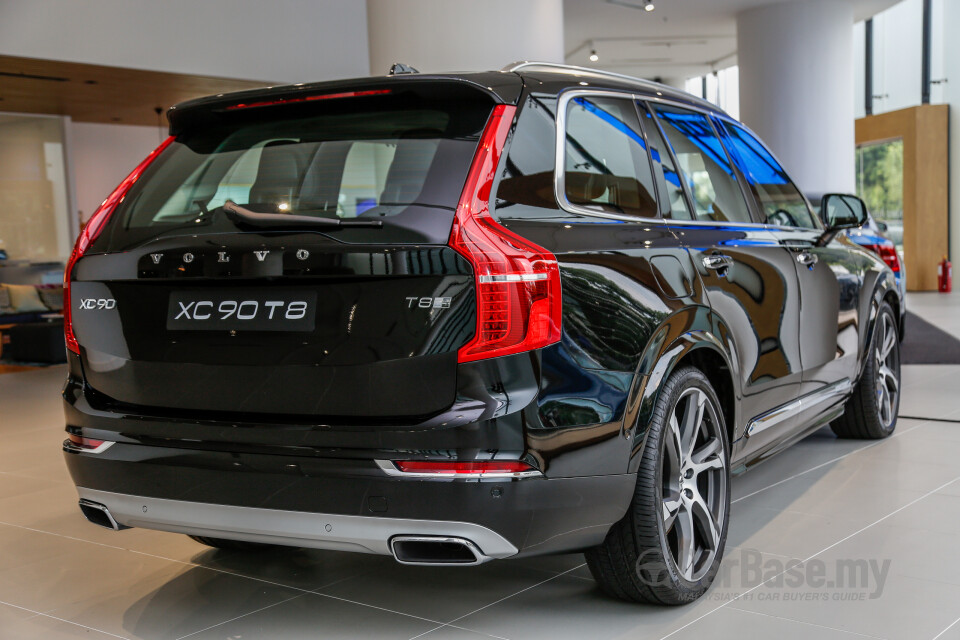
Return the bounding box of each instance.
[223,201,383,229]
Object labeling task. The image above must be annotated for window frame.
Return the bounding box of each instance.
[554,89,663,221]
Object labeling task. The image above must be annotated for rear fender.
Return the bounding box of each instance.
[622,306,740,474]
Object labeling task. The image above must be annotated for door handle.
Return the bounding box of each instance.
[796,251,819,267]
[702,254,735,271]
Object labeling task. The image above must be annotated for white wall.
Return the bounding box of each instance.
[0,0,370,83]
[70,122,163,223]
[366,0,563,75]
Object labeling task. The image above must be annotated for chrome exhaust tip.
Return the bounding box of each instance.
[389,535,489,566]
[78,499,126,531]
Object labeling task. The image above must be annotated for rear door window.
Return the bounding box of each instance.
[561,95,658,218]
[651,105,753,224]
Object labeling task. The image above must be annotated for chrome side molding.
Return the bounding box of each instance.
[747,379,853,437]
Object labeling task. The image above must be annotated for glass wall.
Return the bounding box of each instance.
[0,114,73,264]
[856,138,904,253]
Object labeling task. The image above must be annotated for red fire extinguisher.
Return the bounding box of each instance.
[938,256,952,293]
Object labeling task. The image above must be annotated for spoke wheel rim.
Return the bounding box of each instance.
[874,313,900,430]
[660,387,727,582]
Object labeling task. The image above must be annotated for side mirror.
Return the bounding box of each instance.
[817,194,869,246]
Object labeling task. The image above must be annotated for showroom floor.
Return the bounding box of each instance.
[2,295,960,639]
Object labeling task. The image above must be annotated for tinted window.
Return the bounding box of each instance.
[653,105,752,223]
[719,122,819,229]
[494,95,563,215]
[563,96,658,218]
[637,103,692,220]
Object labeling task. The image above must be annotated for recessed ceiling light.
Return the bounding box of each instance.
[644,1,655,11]
[589,49,599,62]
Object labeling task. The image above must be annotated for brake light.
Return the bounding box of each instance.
[225,89,392,110]
[863,243,901,273]
[393,460,538,476]
[63,137,174,354]
[449,105,562,363]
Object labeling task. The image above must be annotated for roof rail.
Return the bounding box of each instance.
[501,60,722,113]
[503,61,654,86]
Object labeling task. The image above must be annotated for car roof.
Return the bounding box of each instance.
[167,63,727,134]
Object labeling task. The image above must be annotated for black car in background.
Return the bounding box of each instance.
[62,62,902,605]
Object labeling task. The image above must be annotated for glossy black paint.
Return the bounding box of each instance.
[64,67,901,556]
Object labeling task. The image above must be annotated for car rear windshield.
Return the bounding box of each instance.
[95,92,493,251]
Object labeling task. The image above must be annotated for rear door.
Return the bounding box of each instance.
[716,120,860,395]
[642,103,805,452]
[71,84,498,419]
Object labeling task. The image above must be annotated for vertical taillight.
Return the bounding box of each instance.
[64,137,174,354]
[449,105,562,363]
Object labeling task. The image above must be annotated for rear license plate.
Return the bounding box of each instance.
[167,290,317,332]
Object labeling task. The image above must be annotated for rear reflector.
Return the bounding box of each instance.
[65,433,114,454]
[64,137,174,354]
[388,460,540,478]
[450,104,562,363]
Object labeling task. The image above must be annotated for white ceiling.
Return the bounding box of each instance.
[563,0,902,82]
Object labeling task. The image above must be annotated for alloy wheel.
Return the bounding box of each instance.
[875,312,900,429]
[661,388,727,582]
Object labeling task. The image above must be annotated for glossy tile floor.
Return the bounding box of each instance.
[3,294,960,639]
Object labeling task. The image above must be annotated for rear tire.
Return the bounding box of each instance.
[832,302,900,440]
[586,366,730,604]
[188,535,279,551]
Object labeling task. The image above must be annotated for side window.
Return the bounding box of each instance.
[637,103,691,220]
[563,96,658,218]
[719,122,819,229]
[494,95,563,216]
[652,105,753,223]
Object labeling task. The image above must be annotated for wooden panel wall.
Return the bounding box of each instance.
[855,104,949,291]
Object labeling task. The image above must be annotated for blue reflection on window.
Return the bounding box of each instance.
[721,122,789,186]
[655,109,734,176]
[573,97,647,149]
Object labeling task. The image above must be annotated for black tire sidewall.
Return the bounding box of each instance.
[645,366,731,599]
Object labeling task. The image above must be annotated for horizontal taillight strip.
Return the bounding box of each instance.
[375,459,541,479]
[478,273,549,283]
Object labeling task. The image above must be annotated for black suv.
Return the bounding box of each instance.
[63,62,902,605]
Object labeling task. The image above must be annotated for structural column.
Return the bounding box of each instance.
[366,0,564,76]
[737,0,856,194]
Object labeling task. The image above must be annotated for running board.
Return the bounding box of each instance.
[747,379,853,437]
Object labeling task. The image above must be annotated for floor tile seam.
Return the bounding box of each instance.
[0,598,130,639]
[657,475,960,640]
[731,420,930,505]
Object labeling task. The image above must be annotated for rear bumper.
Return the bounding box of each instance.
[63,442,634,558]
[76,487,518,561]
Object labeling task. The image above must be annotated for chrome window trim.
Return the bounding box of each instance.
[553,89,772,229]
[554,88,659,222]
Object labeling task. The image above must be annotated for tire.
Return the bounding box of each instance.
[188,535,280,551]
[831,301,900,440]
[586,366,731,604]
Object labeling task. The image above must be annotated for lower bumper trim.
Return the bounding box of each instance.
[75,487,518,560]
